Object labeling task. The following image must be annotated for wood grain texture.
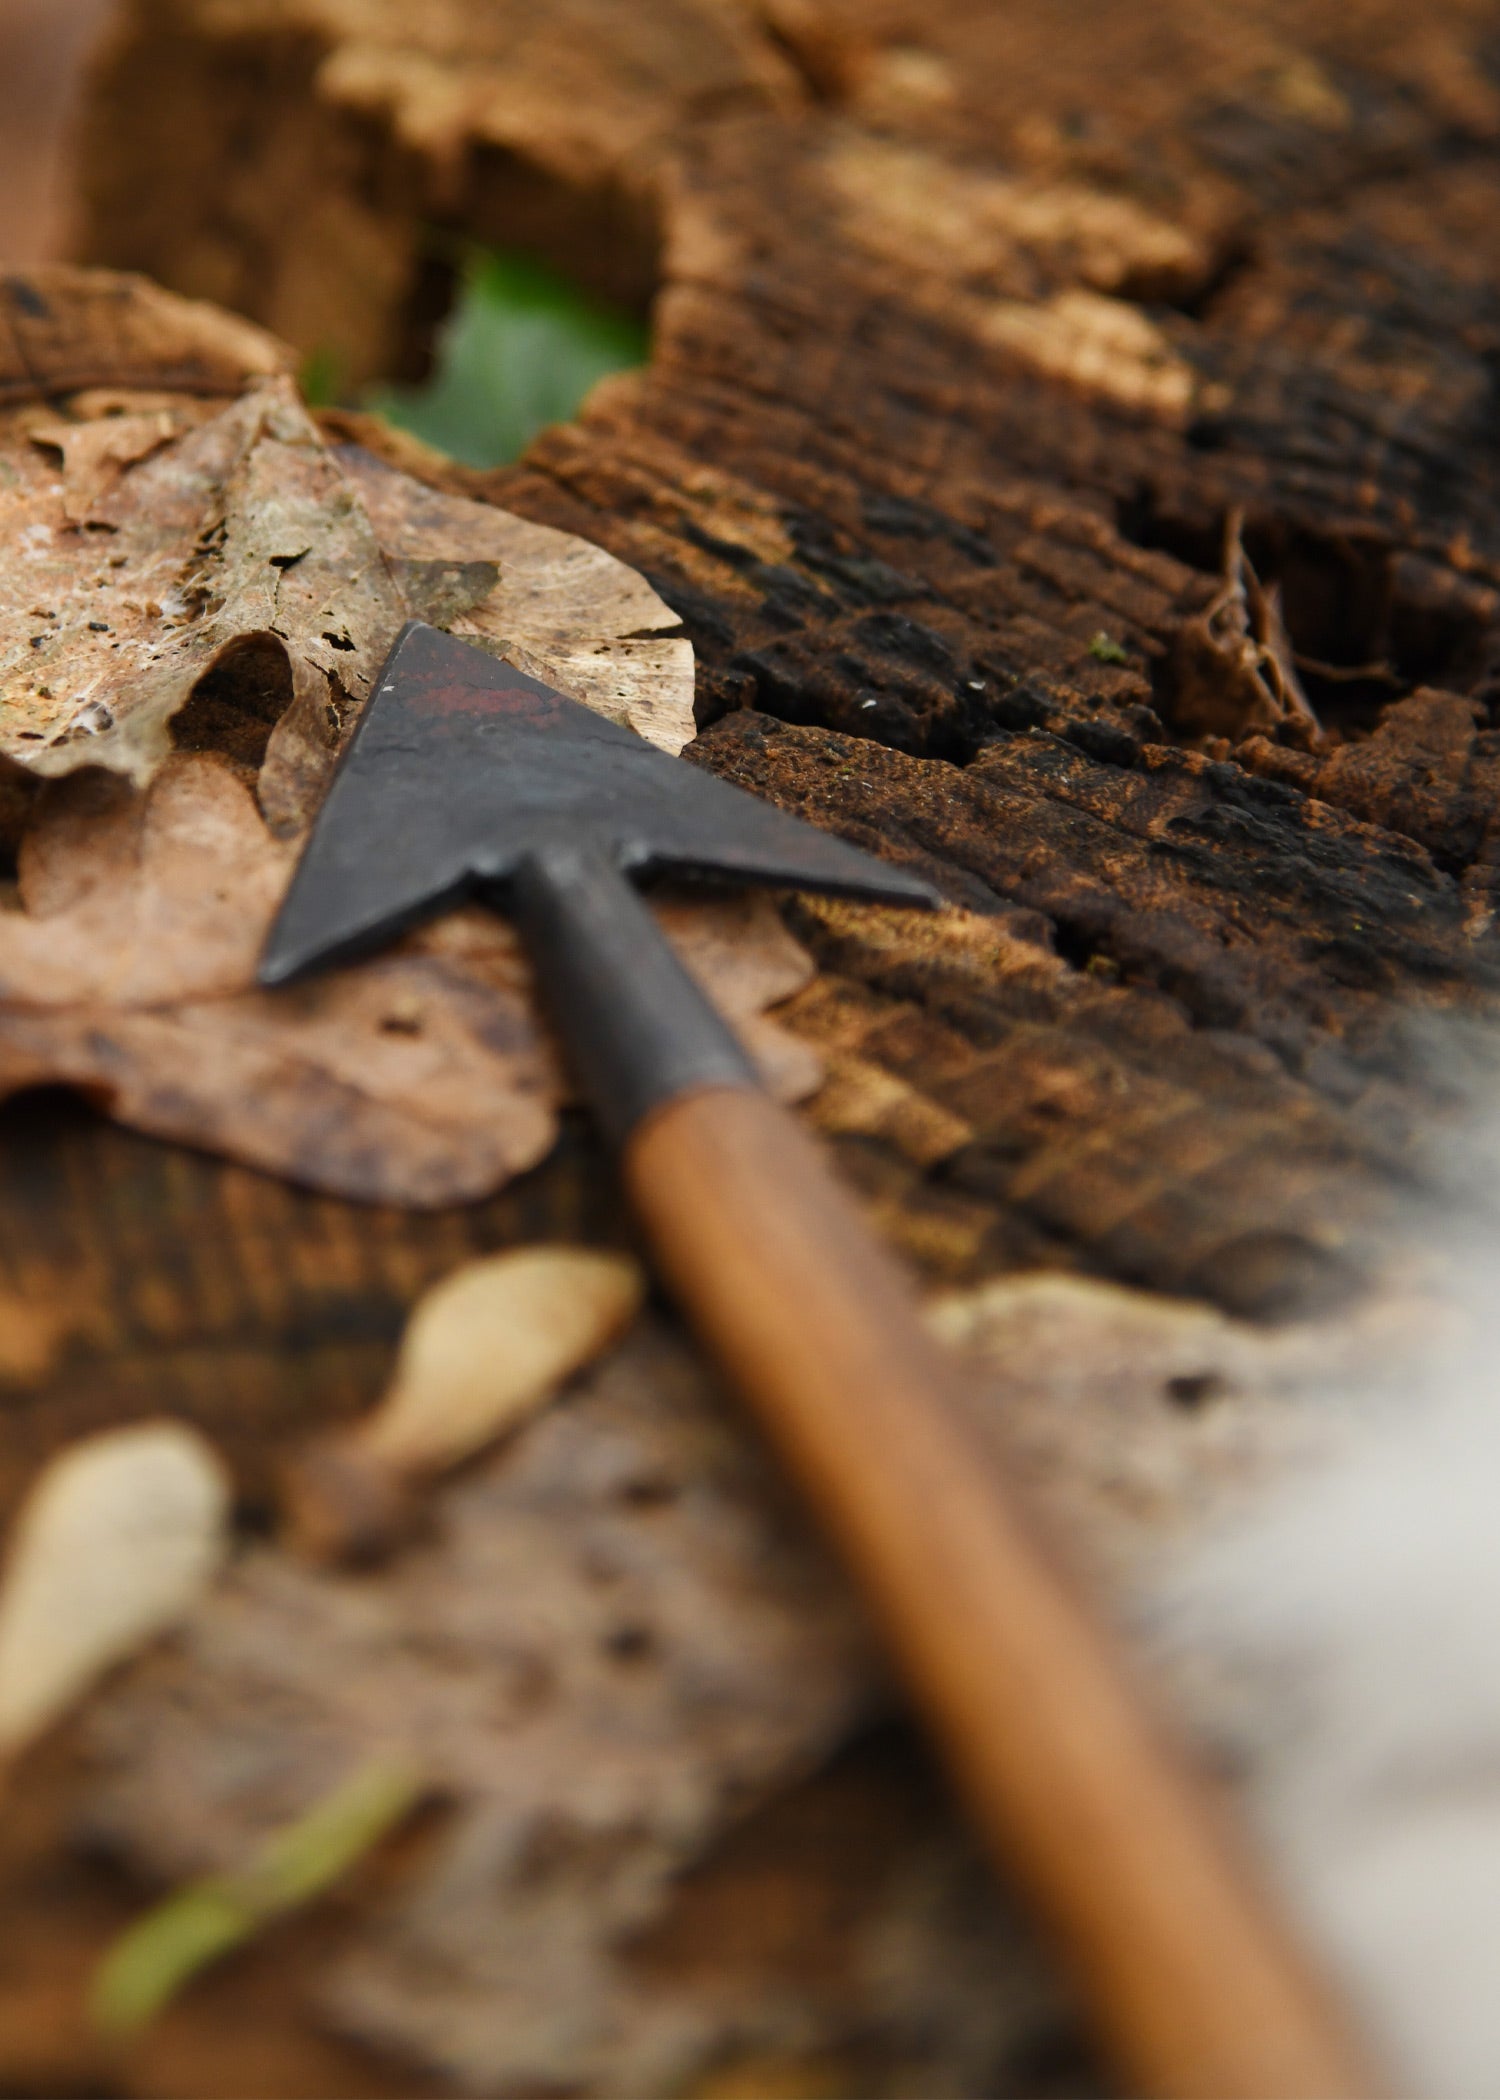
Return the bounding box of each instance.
[0,1094,626,1529]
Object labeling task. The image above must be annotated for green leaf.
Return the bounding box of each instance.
[91,1884,254,2036]
[1087,630,1131,665]
[367,248,649,469]
[90,1758,424,2036]
[299,345,346,410]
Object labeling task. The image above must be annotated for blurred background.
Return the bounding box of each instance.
[0,0,647,466]
[0,0,111,265]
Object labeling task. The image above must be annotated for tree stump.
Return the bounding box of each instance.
[75,0,1500,1313]
[3,0,1498,2092]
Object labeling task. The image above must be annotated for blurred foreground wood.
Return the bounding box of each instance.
[4,0,1500,2091]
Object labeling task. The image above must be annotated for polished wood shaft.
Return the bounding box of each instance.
[625,1084,1376,2100]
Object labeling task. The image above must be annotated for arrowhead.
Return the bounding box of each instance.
[260,622,939,984]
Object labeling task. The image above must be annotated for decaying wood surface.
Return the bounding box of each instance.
[78,0,1500,1305]
[0,0,1494,2091]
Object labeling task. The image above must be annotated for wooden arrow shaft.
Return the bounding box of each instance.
[625,1083,1377,2100]
[491,824,1373,2094]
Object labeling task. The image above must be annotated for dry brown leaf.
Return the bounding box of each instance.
[0,375,404,786]
[77,1319,1044,2095]
[0,754,819,1204]
[78,1324,917,2099]
[26,405,183,526]
[341,445,696,755]
[0,266,808,1201]
[0,1422,231,1760]
[0,268,691,811]
[286,1247,646,1560]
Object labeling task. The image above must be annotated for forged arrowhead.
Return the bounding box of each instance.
[260,622,939,985]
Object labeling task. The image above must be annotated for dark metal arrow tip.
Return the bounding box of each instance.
[259,623,942,987]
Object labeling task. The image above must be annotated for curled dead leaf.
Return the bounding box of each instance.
[286,1247,645,1562]
[28,405,183,526]
[1168,510,1322,749]
[0,1423,231,1760]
